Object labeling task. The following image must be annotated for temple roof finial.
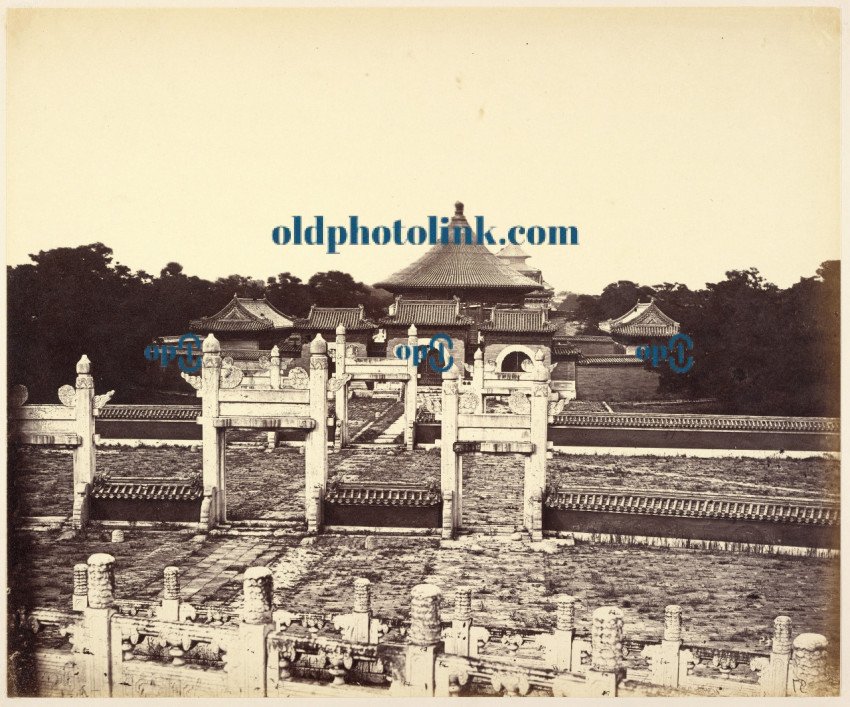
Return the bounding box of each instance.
[454,201,464,216]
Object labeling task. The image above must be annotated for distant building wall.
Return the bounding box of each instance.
[576,363,663,401]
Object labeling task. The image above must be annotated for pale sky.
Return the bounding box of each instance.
[6,7,840,294]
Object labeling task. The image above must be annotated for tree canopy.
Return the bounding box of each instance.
[571,263,840,416]
[7,243,391,402]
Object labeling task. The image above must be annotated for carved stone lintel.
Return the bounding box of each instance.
[310,357,329,371]
[181,372,203,390]
[219,364,244,389]
[59,385,76,407]
[531,383,550,398]
[75,375,94,390]
[283,367,309,389]
[94,391,115,410]
[458,392,477,413]
[507,390,530,415]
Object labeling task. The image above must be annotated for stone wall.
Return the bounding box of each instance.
[576,363,662,401]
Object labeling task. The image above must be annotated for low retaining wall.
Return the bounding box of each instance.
[415,412,840,453]
[324,482,442,528]
[96,406,202,441]
[89,477,203,523]
[543,489,840,550]
[549,413,839,452]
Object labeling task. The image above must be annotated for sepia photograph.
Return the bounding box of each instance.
[3,3,843,700]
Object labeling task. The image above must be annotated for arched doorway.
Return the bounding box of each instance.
[500,350,532,373]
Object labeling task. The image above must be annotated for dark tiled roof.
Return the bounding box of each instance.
[578,355,645,366]
[292,306,377,331]
[91,476,202,501]
[190,296,294,332]
[380,299,474,327]
[276,338,302,355]
[544,488,839,525]
[552,343,580,357]
[98,405,201,421]
[325,482,441,506]
[564,335,617,343]
[549,413,839,433]
[479,308,559,333]
[374,203,542,292]
[599,299,679,338]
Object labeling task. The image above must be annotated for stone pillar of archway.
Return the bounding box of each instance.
[335,325,349,449]
[524,350,549,541]
[405,325,418,451]
[440,366,460,539]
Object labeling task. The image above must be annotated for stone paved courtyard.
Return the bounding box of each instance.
[8,428,840,658]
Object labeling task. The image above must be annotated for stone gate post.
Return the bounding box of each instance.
[525,350,549,540]
[440,367,460,539]
[306,334,329,531]
[335,325,349,450]
[472,348,484,413]
[71,355,97,529]
[200,334,224,526]
[73,355,96,486]
[267,345,281,449]
[405,325,418,450]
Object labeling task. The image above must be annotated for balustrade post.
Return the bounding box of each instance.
[84,553,116,697]
[552,594,578,671]
[403,584,442,696]
[790,633,830,696]
[757,615,792,696]
[239,567,275,697]
[405,325,418,450]
[586,606,624,696]
[72,563,89,611]
[657,604,684,688]
[441,368,460,539]
[306,335,329,530]
[159,566,181,621]
[444,588,472,656]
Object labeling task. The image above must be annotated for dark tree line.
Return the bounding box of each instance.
[7,244,839,415]
[572,262,840,416]
[7,243,392,402]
